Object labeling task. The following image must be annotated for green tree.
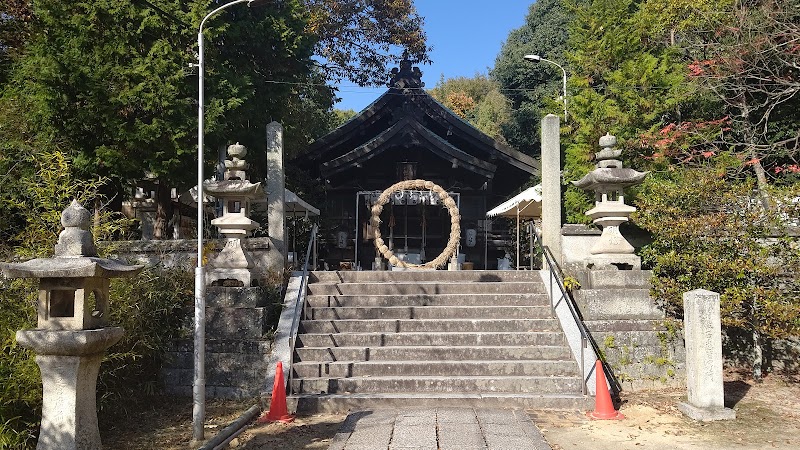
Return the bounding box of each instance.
[0,0,33,84]
[2,0,429,239]
[306,0,430,86]
[429,74,512,144]
[562,0,714,222]
[635,156,800,379]
[685,0,800,209]
[330,108,358,128]
[492,0,574,156]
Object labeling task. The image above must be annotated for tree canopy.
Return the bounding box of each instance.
[0,0,429,238]
[492,0,573,157]
[429,74,512,144]
[488,0,800,378]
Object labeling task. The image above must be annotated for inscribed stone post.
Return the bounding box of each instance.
[266,121,287,271]
[541,114,562,265]
[678,289,736,421]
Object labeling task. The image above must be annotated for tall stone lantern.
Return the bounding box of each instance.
[204,142,264,287]
[0,200,142,450]
[572,133,648,269]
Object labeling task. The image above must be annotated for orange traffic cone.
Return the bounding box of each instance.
[587,359,625,420]
[258,362,294,423]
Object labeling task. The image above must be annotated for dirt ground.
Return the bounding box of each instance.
[532,373,800,450]
[103,370,799,450]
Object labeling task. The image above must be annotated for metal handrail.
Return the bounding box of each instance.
[531,228,621,396]
[287,223,318,394]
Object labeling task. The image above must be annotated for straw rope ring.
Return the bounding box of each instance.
[370,179,460,269]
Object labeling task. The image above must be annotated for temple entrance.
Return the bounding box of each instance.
[354,189,460,270]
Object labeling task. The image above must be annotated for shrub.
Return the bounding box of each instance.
[635,158,800,378]
[98,266,193,412]
[0,279,40,449]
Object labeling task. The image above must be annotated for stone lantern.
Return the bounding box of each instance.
[0,200,142,450]
[205,142,262,238]
[204,142,265,286]
[572,133,648,269]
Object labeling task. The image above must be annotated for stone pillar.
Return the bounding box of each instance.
[266,121,287,271]
[541,114,562,265]
[29,335,119,450]
[678,289,735,421]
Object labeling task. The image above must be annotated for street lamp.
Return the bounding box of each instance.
[194,0,263,442]
[524,54,567,122]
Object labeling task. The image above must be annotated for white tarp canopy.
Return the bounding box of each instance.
[186,184,319,217]
[283,189,320,217]
[486,184,542,270]
[486,184,542,219]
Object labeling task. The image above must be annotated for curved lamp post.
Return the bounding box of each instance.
[524,54,568,123]
[195,0,263,442]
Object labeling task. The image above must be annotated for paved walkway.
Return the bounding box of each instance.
[327,408,551,450]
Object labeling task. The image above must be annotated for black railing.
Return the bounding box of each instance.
[530,225,621,396]
[287,223,318,394]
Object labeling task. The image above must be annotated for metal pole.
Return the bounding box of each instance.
[484,220,488,270]
[516,207,520,270]
[561,67,568,123]
[529,222,534,270]
[354,192,359,266]
[193,0,252,442]
[524,55,567,123]
[193,25,206,444]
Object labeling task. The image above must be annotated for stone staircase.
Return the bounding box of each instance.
[289,270,591,412]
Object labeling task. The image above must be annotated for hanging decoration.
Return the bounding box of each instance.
[371,180,460,269]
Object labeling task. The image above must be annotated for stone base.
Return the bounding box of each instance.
[206,268,253,287]
[163,286,275,398]
[678,402,736,421]
[15,328,124,450]
[584,253,641,270]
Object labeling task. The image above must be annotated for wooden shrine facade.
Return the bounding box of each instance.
[292,57,538,269]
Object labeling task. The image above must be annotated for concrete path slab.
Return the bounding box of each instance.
[328,408,551,450]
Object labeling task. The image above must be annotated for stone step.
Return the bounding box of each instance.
[294,345,572,362]
[291,359,578,378]
[310,270,542,283]
[305,293,550,308]
[296,332,566,348]
[288,393,593,413]
[299,318,563,334]
[307,305,553,320]
[306,281,546,296]
[290,375,583,395]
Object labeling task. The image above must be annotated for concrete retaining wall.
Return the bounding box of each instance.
[161,286,282,398]
[567,269,686,391]
[100,237,279,281]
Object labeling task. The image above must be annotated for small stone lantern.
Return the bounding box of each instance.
[0,200,142,450]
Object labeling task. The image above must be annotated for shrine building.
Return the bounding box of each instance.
[291,57,538,270]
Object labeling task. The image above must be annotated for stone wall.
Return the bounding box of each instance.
[161,286,283,398]
[99,239,285,398]
[723,329,800,376]
[101,237,278,281]
[570,269,686,391]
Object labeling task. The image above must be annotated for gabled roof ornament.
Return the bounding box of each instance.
[388,51,424,90]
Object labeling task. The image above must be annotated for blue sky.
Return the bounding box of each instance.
[334,1,532,112]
